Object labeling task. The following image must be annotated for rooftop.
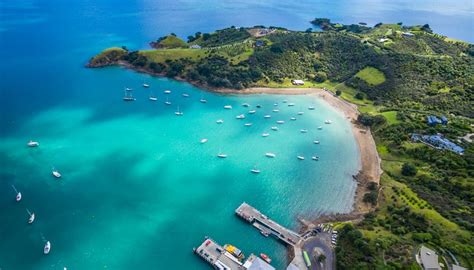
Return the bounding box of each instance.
[419,246,441,270]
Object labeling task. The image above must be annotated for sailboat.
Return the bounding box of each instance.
[27,140,39,147]
[52,168,61,178]
[164,90,171,94]
[248,110,256,114]
[325,120,332,124]
[27,209,35,224]
[271,126,278,131]
[251,166,261,174]
[12,185,21,202]
[244,123,252,127]
[164,97,171,105]
[199,96,207,103]
[175,106,184,116]
[224,105,232,109]
[308,105,315,110]
[216,119,224,124]
[261,133,270,137]
[44,241,51,255]
[217,149,227,158]
[149,90,157,101]
[182,93,190,97]
[236,114,245,119]
[300,129,308,133]
[123,88,136,101]
[297,155,305,160]
[265,153,276,158]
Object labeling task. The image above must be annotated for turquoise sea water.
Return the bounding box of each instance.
[0,1,472,269]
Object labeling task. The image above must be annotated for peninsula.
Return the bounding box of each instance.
[89,19,473,269]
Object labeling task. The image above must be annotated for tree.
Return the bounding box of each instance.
[401,163,417,176]
[318,254,326,262]
[355,92,364,100]
[305,28,313,33]
[336,90,342,96]
[314,71,328,83]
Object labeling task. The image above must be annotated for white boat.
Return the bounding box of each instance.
[125,87,132,91]
[264,115,271,119]
[149,96,158,101]
[244,123,252,126]
[16,192,22,202]
[297,111,304,115]
[265,153,276,158]
[164,90,171,94]
[325,120,332,124]
[28,213,35,224]
[242,103,250,107]
[251,168,261,174]
[182,93,190,97]
[276,120,285,124]
[273,103,278,106]
[217,153,227,158]
[272,109,279,112]
[224,105,232,109]
[288,103,295,107]
[164,97,171,105]
[313,140,320,144]
[175,106,183,116]
[52,169,61,178]
[248,110,256,114]
[200,138,208,144]
[200,98,207,103]
[312,156,319,161]
[318,126,323,130]
[300,129,308,133]
[261,133,270,137]
[123,89,136,101]
[308,106,315,110]
[297,155,305,160]
[216,119,224,124]
[290,117,296,121]
[271,126,278,131]
[236,114,245,119]
[143,83,150,88]
[27,140,39,147]
[44,241,51,255]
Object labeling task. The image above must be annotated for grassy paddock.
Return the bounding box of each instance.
[355,67,386,85]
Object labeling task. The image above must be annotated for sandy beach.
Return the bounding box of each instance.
[217,87,382,214]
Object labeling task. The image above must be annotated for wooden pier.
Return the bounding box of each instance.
[235,202,302,246]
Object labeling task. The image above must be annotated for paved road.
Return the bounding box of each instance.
[302,232,335,270]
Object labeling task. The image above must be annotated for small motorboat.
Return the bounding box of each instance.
[242,103,250,107]
[265,153,276,158]
[248,110,256,114]
[325,120,332,124]
[290,117,296,121]
[313,140,320,144]
[312,156,319,161]
[282,100,288,103]
[236,114,245,119]
[251,168,261,174]
[264,115,271,119]
[164,90,171,94]
[256,104,262,108]
[318,126,323,130]
[276,120,285,124]
[16,192,22,202]
[297,155,305,160]
[142,83,150,88]
[125,87,132,91]
[272,109,279,112]
[182,93,190,97]
[164,97,171,105]
[216,119,224,124]
[27,140,39,147]
[200,98,207,103]
[297,111,304,115]
[44,241,51,255]
[288,103,295,107]
[308,106,315,110]
[261,231,270,237]
[271,126,278,131]
[149,96,158,101]
[200,138,208,144]
[52,169,61,178]
[28,213,35,224]
[273,103,278,107]
[260,253,272,264]
[261,133,270,137]
[217,153,227,158]
[224,105,232,109]
[244,123,252,127]
[300,129,308,133]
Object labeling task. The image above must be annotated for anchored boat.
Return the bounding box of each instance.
[27,140,39,147]
[44,241,51,255]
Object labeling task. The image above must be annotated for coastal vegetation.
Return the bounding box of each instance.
[89,20,473,269]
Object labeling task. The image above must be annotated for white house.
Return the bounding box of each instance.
[291,80,305,85]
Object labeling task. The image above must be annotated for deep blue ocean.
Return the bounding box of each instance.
[0,1,472,269]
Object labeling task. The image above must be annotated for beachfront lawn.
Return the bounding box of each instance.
[355,67,386,86]
[380,111,400,125]
[140,48,208,63]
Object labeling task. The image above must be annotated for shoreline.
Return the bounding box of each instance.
[94,62,382,216]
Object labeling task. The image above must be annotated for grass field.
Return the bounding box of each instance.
[380,111,400,124]
[355,67,386,86]
[156,35,187,48]
[140,49,207,63]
